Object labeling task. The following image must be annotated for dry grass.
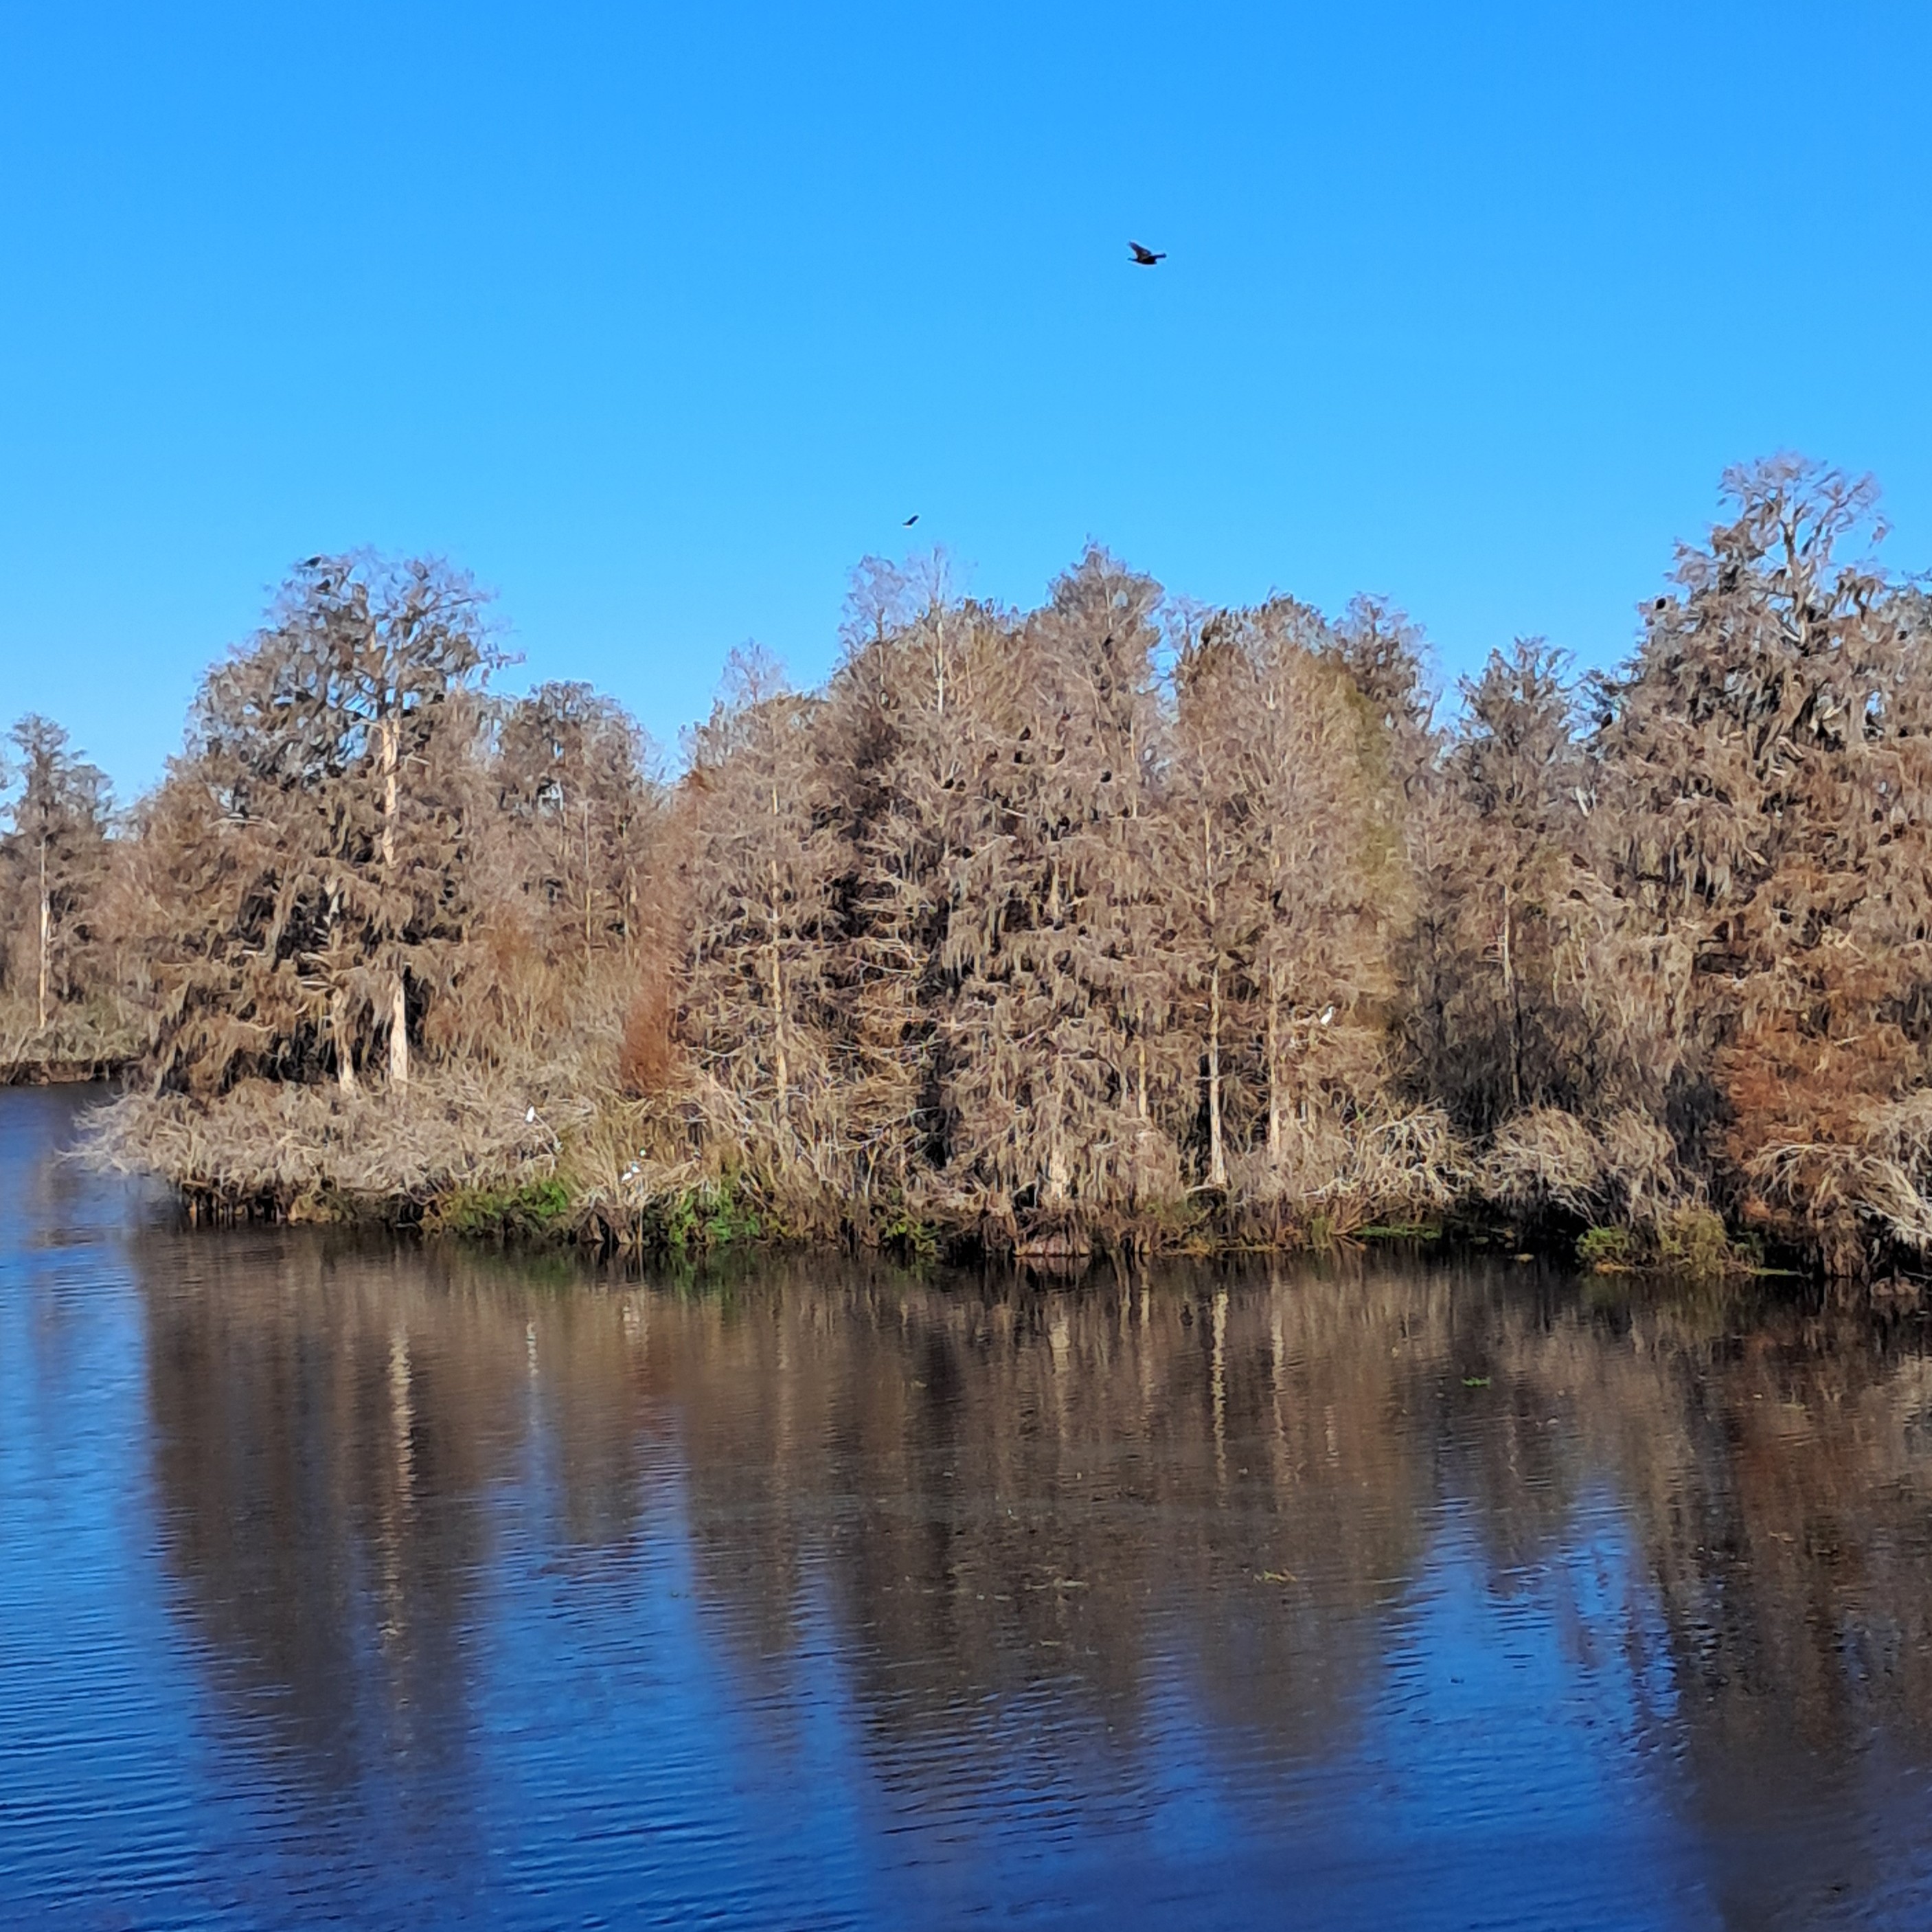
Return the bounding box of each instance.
[1741,1093,1932,1273]
[0,995,137,1080]
[83,1069,584,1218]
[76,1067,1790,1275]
[1476,1106,1690,1229]
[1230,1106,1466,1236]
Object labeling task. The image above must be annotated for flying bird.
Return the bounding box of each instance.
[903,514,919,526]
[1128,241,1166,266]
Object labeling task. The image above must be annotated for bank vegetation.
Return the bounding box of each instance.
[12,458,1932,1276]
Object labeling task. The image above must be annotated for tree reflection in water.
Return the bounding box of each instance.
[118,1229,1932,1924]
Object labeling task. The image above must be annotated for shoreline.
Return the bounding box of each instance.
[24,1069,1760,1280]
[126,1181,1832,1294]
[54,1068,1887,1288]
[0,1058,130,1088]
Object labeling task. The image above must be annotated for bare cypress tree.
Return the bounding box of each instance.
[495,681,659,964]
[816,554,997,1204]
[1168,611,1254,1189]
[681,646,848,1182]
[1593,459,1932,1266]
[0,715,112,1042]
[1427,640,1588,1126]
[932,548,1172,1235]
[126,556,501,1096]
[1169,601,1404,1192]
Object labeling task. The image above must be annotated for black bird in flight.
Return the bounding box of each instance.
[1128,241,1166,266]
[903,513,920,526]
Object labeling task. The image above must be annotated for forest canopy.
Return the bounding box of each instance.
[12,459,1932,1276]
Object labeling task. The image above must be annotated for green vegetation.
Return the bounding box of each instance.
[1577,1226,1635,1273]
[876,1203,942,1265]
[1578,1212,1748,1282]
[645,1175,764,1256]
[1655,1208,1737,1286]
[433,1178,575,1245]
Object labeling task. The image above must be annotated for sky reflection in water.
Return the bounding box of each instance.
[3,1085,1931,1929]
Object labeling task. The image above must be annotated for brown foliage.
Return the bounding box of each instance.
[617,977,679,1098]
[0,714,124,1059]
[1590,459,1932,1269]
[49,464,1932,1273]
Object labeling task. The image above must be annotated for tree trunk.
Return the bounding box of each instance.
[769,837,788,1128]
[582,797,595,959]
[333,990,358,1095]
[1501,877,1521,1110]
[1266,975,1282,1161]
[1203,809,1225,1187]
[389,976,409,1089]
[1045,1136,1070,1205]
[1207,962,1227,1188]
[379,713,398,868]
[36,835,49,1032]
[380,714,409,1091]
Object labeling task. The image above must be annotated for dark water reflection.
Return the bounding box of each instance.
[5,1089,1932,1927]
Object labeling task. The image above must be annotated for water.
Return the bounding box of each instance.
[4,1087,1932,1928]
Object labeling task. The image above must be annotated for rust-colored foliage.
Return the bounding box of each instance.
[618,978,679,1098]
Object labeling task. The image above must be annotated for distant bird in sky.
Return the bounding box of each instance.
[1128,241,1166,266]
[903,513,919,526]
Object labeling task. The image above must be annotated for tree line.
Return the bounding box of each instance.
[12,457,1932,1273]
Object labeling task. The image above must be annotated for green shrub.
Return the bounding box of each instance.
[645,1172,763,1254]
[1657,1206,1734,1282]
[1577,1225,1634,1272]
[877,1207,940,1263]
[435,1177,573,1244]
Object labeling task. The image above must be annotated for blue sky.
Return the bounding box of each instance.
[3,1,1928,795]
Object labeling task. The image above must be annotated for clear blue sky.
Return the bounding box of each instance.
[3,1,1928,796]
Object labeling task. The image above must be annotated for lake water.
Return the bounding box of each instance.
[4,1085,1932,1928]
